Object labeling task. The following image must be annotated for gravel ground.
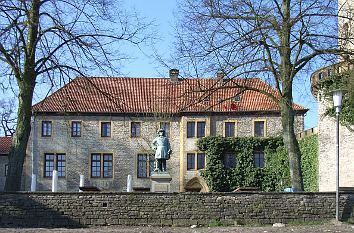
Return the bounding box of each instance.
[0,223,353,233]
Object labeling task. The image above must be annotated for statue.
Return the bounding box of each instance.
[151,129,172,172]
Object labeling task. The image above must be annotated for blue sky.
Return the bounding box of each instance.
[3,0,318,132]
[119,0,319,130]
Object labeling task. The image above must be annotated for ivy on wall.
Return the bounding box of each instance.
[318,70,354,127]
[198,135,318,192]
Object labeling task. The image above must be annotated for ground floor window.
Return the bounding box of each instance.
[44,153,66,177]
[187,153,205,170]
[224,152,236,169]
[91,153,113,178]
[254,151,265,168]
[137,154,155,178]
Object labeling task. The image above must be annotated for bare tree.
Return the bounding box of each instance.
[175,0,354,190]
[0,99,16,136]
[0,0,150,191]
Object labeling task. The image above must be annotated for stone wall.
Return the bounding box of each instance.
[0,192,353,227]
[317,96,354,191]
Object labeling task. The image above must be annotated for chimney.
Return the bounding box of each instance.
[216,70,225,81]
[169,69,179,82]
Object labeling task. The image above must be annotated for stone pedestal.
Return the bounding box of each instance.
[150,172,172,193]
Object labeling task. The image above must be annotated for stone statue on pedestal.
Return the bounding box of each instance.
[151,129,172,172]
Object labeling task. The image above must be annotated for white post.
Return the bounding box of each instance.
[52,170,58,192]
[127,175,132,192]
[79,174,85,192]
[31,174,37,192]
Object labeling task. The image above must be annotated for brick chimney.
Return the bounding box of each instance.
[169,69,179,82]
[216,70,225,81]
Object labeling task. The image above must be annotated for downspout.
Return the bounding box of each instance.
[30,114,36,191]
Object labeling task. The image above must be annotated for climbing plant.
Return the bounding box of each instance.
[198,135,318,192]
[318,70,354,128]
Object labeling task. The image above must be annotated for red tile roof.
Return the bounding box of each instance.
[32,77,307,114]
[0,137,12,155]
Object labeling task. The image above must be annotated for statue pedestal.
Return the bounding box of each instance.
[150,172,172,193]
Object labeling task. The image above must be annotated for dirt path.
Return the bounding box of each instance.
[0,223,353,233]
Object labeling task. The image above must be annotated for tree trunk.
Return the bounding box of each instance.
[4,80,35,191]
[280,97,304,191]
[4,0,39,191]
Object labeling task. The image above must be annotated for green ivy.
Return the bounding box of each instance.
[318,70,354,127]
[300,135,319,192]
[198,135,318,192]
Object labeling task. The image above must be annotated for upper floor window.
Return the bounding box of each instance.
[131,122,141,137]
[254,151,265,168]
[254,120,265,137]
[41,121,52,137]
[187,153,205,170]
[187,121,206,138]
[224,122,236,137]
[101,122,111,137]
[187,122,195,138]
[159,122,170,137]
[44,153,66,177]
[224,152,236,169]
[91,153,113,178]
[71,121,81,137]
[137,154,155,178]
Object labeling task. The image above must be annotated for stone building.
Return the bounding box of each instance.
[25,71,306,192]
[0,136,12,191]
[311,0,354,191]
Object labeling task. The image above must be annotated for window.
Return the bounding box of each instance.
[197,122,206,138]
[254,120,265,137]
[224,152,236,169]
[71,121,81,137]
[197,153,206,169]
[187,122,195,138]
[44,153,66,177]
[224,122,236,137]
[131,122,141,137]
[187,153,205,170]
[137,154,155,178]
[91,153,113,178]
[187,121,206,138]
[41,121,52,137]
[4,164,8,176]
[187,153,195,170]
[254,151,265,168]
[101,122,111,137]
[159,122,170,137]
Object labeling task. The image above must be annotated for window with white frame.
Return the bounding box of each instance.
[44,153,66,177]
[91,153,113,178]
[41,121,52,137]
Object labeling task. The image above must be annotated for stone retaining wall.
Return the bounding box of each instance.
[0,192,353,227]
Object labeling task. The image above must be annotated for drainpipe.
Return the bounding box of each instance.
[30,115,36,192]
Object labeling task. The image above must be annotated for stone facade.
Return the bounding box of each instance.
[0,192,353,227]
[0,156,7,191]
[317,95,354,191]
[25,113,304,192]
[313,0,354,192]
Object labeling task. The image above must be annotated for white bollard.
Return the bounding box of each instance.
[79,174,85,192]
[31,174,37,192]
[52,170,58,192]
[127,175,132,192]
